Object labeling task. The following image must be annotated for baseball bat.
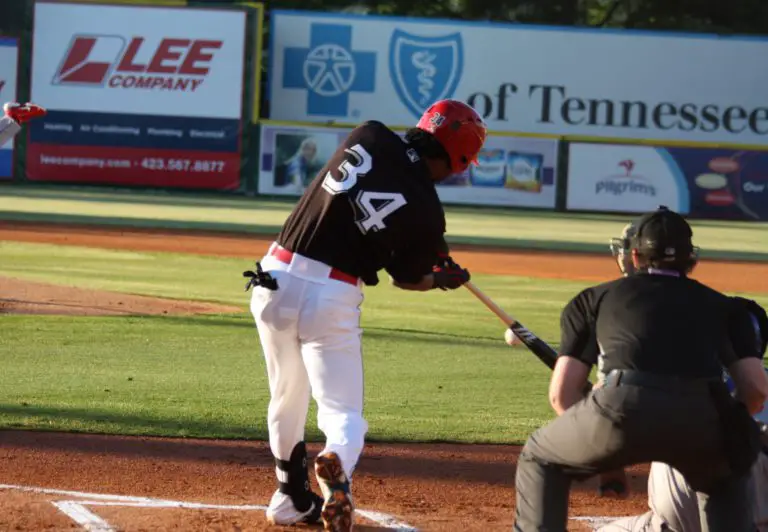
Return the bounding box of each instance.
[464,281,628,498]
[463,281,560,370]
[464,280,595,398]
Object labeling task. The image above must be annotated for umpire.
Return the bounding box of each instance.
[513,207,768,532]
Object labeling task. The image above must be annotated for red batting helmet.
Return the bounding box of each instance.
[416,99,487,173]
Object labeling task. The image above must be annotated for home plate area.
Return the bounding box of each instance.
[0,484,421,531]
[0,432,649,531]
[0,484,622,531]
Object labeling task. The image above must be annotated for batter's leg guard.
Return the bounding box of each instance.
[269,441,323,525]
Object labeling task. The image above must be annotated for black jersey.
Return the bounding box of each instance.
[276,121,448,286]
[559,271,759,379]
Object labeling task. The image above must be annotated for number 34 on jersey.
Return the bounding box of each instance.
[322,144,407,235]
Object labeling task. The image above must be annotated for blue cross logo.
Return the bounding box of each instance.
[283,23,377,117]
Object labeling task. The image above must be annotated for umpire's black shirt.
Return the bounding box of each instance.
[560,271,759,378]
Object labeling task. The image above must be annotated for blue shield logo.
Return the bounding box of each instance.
[389,30,463,119]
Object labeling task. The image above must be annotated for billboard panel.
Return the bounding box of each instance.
[567,142,768,220]
[0,37,18,179]
[258,122,559,208]
[269,11,768,145]
[27,1,247,189]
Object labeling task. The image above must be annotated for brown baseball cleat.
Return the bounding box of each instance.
[315,452,354,532]
[3,102,47,125]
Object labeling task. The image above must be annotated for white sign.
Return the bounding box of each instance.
[0,39,18,113]
[270,10,768,145]
[566,143,690,214]
[31,1,246,118]
[258,122,559,208]
[0,38,18,178]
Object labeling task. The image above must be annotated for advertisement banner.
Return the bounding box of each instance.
[258,122,559,208]
[269,10,768,145]
[26,1,246,189]
[0,37,18,179]
[566,142,768,220]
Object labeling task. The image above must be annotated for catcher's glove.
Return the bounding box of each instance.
[4,102,46,124]
[432,254,470,290]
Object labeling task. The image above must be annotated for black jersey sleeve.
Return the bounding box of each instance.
[559,287,599,366]
[724,299,763,365]
[385,232,446,284]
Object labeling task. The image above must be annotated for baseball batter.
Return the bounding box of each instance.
[595,220,768,532]
[0,102,46,147]
[243,100,486,531]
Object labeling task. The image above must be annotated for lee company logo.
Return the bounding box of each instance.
[595,158,657,197]
[52,35,223,92]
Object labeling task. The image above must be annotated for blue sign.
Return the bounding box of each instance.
[567,142,768,220]
[665,147,768,221]
[282,23,376,117]
[388,30,463,119]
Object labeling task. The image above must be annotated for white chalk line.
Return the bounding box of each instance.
[0,484,183,504]
[51,501,115,532]
[356,509,419,531]
[572,515,633,528]
[2,484,624,531]
[62,500,268,510]
[0,483,417,531]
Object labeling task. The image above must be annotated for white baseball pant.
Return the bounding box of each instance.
[0,115,21,148]
[598,453,768,531]
[249,244,369,479]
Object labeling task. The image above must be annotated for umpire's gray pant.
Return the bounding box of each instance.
[513,383,754,532]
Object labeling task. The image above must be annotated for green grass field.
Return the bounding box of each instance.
[3,185,768,260]
[1,186,766,445]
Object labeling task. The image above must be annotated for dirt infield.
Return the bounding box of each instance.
[0,431,650,531]
[1,220,766,530]
[2,221,766,293]
[0,276,243,316]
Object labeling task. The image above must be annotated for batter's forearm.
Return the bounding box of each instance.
[391,274,434,292]
[0,115,21,148]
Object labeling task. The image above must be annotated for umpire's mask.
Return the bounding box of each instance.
[609,222,637,276]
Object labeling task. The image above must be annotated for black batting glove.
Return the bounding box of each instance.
[432,254,470,290]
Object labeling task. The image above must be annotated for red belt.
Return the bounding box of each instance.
[269,245,360,286]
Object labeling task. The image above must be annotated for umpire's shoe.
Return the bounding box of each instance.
[315,452,354,532]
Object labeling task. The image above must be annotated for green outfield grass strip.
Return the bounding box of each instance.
[0,313,556,444]
[2,185,768,262]
[1,241,766,444]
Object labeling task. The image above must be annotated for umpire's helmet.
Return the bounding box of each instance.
[631,205,699,273]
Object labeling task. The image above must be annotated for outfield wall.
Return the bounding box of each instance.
[3,2,768,221]
[0,36,19,180]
